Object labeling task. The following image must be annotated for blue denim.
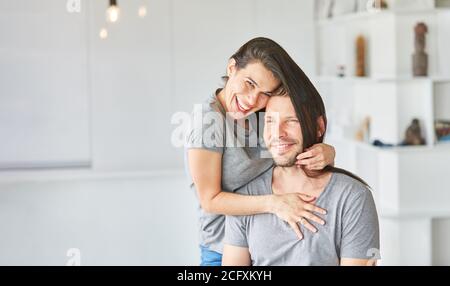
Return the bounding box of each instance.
[200,245,222,266]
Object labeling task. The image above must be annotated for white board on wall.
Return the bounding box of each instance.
[0,0,91,169]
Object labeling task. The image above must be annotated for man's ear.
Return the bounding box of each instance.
[226,58,237,77]
[317,116,326,139]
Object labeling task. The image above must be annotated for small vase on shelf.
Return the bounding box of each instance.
[356,35,366,77]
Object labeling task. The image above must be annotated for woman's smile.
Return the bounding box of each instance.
[235,96,251,113]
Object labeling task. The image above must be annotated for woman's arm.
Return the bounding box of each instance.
[188,149,327,240]
[188,149,272,215]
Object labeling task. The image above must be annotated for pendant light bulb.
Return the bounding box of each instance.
[106,0,120,23]
[138,5,147,18]
[99,28,108,39]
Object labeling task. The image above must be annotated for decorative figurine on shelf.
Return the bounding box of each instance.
[366,0,388,12]
[374,0,388,9]
[413,22,428,76]
[435,120,450,142]
[337,65,346,77]
[356,35,366,77]
[355,117,371,142]
[402,118,426,145]
[372,139,394,148]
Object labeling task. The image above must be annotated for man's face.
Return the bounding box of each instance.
[264,96,303,167]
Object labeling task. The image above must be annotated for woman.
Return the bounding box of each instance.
[185,37,336,266]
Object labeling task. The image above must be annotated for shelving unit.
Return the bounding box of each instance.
[314,1,450,265]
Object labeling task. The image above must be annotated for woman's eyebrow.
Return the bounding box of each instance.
[246,77,259,87]
[247,77,274,95]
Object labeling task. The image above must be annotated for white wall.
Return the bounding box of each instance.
[0,172,198,265]
[0,0,91,169]
[0,0,316,265]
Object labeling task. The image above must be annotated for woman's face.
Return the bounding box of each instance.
[222,60,280,119]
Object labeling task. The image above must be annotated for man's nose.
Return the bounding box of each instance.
[277,122,288,138]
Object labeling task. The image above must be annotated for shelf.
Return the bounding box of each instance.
[379,209,450,219]
[315,8,450,85]
[371,142,450,154]
[316,4,450,265]
[316,8,450,27]
[315,75,450,84]
[328,136,450,154]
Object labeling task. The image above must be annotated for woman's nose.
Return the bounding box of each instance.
[247,91,258,106]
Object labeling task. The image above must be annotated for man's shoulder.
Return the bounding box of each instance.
[331,172,374,205]
[234,167,274,196]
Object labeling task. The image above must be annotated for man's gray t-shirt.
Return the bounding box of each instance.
[184,90,273,253]
[225,167,380,266]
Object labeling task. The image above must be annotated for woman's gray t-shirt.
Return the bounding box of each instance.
[184,90,273,253]
[225,167,380,265]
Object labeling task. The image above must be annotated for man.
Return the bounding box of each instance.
[222,94,380,266]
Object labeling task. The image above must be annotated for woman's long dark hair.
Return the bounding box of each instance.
[271,44,369,187]
[222,37,300,95]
